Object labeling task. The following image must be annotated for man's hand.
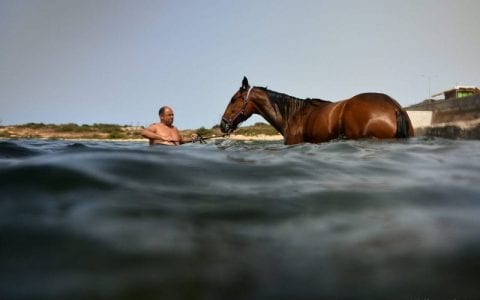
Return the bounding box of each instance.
[191,133,206,144]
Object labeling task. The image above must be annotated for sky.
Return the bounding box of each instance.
[1,0,480,129]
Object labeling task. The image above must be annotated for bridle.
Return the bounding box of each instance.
[222,86,253,132]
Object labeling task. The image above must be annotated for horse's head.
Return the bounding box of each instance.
[220,76,255,134]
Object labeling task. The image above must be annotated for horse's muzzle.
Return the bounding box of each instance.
[220,118,232,134]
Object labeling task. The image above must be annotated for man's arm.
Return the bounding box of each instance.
[141,124,160,139]
[179,131,199,144]
[175,128,189,145]
[142,124,175,144]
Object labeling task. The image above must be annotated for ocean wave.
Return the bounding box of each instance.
[0,141,41,158]
[1,138,480,299]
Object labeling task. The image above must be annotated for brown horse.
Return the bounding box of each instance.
[220,77,414,145]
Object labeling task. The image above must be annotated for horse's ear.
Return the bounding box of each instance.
[241,76,250,90]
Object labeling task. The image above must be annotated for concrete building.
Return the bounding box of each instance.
[432,86,480,101]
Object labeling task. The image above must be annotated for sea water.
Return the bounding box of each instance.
[1,138,480,299]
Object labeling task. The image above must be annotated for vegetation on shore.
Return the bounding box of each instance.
[0,122,280,140]
[0,123,141,139]
[191,122,279,138]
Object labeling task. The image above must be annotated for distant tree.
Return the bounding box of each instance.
[196,126,212,136]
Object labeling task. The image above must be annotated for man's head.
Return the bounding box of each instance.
[159,106,174,127]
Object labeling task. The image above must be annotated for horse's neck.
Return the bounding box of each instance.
[252,88,307,136]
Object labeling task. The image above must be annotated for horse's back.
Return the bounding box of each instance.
[342,93,412,138]
[288,92,413,144]
[349,92,402,108]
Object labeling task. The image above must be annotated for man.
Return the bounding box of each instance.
[142,106,197,145]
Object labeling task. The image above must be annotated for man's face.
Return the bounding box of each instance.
[161,108,174,126]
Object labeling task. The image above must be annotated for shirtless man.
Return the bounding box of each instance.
[142,106,197,145]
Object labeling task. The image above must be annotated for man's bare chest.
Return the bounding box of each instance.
[156,125,180,140]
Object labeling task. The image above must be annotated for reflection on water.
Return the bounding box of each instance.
[1,138,480,299]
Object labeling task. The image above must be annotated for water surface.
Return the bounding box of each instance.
[1,138,480,299]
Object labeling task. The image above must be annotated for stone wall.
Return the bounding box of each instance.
[405,94,480,139]
[406,94,480,124]
[406,111,432,128]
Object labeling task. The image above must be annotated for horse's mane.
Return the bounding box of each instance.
[256,87,330,121]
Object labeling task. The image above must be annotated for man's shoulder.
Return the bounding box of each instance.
[147,123,160,129]
[150,123,178,132]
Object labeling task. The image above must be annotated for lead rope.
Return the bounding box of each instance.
[193,133,230,144]
[151,133,229,145]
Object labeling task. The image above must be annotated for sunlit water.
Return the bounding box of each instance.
[1,138,480,299]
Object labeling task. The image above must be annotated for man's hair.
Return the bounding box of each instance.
[159,106,167,116]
